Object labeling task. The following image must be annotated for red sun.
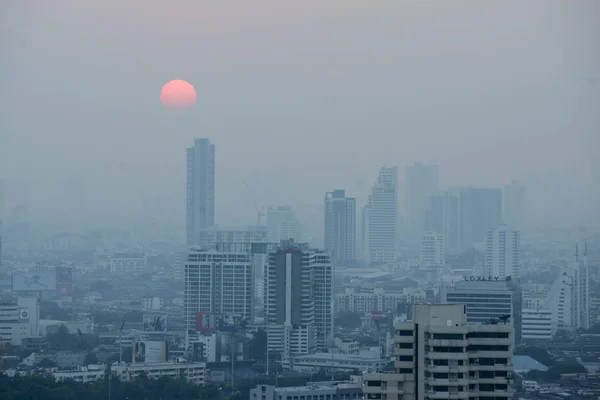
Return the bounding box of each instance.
[160,80,197,108]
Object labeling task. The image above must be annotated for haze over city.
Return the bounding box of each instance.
[1,0,598,238]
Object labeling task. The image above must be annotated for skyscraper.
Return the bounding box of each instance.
[184,248,254,332]
[264,240,333,358]
[485,222,520,279]
[363,167,398,265]
[324,190,356,266]
[419,231,445,267]
[266,206,302,243]
[405,163,439,238]
[504,180,527,230]
[425,189,460,252]
[186,138,215,247]
[459,187,503,249]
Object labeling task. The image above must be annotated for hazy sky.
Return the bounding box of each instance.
[1,0,599,231]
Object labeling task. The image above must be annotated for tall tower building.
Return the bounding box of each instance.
[264,240,332,359]
[419,232,445,267]
[485,222,520,279]
[363,304,514,400]
[405,163,439,238]
[363,167,398,265]
[459,187,503,249]
[425,189,460,252]
[572,240,591,329]
[324,190,356,266]
[266,206,302,243]
[503,180,527,230]
[186,138,216,247]
[184,248,254,333]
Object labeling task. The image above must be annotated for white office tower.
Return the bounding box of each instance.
[264,240,333,360]
[266,206,302,243]
[547,241,591,330]
[503,180,527,230]
[363,304,513,400]
[184,249,254,333]
[441,278,522,345]
[485,222,520,279]
[405,163,439,238]
[521,308,554,340]
[324,190,356,266]
[363,167,398,265]
[419,232,445,267]
[186,138,216,247]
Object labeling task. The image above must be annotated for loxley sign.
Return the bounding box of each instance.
[464,276,501,281]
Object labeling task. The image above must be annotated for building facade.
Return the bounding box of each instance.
[419,232,445,267]
[425,189,460,252]
[264,240,332,359]
[485,223,520,279]
[363,304,513,400]
[186,138,216,247]
[184,249,254,333]
[266,206,302,243]
[363,167,398,264]
[324,190,356,266]
[405,163,439,239]
[459,187,502,249]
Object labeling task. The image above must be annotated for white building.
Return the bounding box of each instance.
[521,308,554,340]
[285,352,381,373]
[363,304,513,400]
[250,377,363,400]
[265,240,332,359]
[184,249,254,332]
[363,167,398,265]
[53,365,106,384]
[110,253,147,276]
[266,206,302,243]
[141,296,164,311]
[186,138,216,247]
[111,361,206,385]
[189,333,218,362]
[324,190,356,266]
[335,287,426,314]
[0,298,37,345]
[419,232,445,267]
[485,222,520,279]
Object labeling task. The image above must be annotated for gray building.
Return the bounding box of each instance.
[504,180,527,230]
[186,138,215,247]
[440,278,522,345]
[405,163,439,238]
[250,378,363,400]
[425,189,460,252]
[459,187,502,249]
[324,189,356,266]
[265,240,332,357]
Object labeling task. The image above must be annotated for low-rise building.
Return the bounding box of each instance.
[250,377,363,400]
[111,361,206,385]
[53,364,106,383]
[284,352,382,373]
[521,308,554,340]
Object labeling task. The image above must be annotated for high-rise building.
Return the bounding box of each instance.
[363,304,514,400]
[459,187,503,249]
[186,138,216,247]
[324,190,356,266]
[419,232,445,267]
[425,189,460,252]
[184,248,254,333]
[405,163,439,238]
[440,278,522,345]
[266,206,302,243]
[503,180,526,230]
[264,240,332,359]
[485,223,520,279]
[363,167,398,264]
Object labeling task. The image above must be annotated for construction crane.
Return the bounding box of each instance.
[243,180,266,226]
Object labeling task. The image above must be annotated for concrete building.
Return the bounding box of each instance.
[405,163,439,239]
[324,189,356,266]
[440,278,522,345]
[53,365,106,384]
[141,296,164,311]
[363,167,398,264]
[264,240,332,359]
[485,222,520,279]
[285,352,381,373]
[521,308,554,340]
[459,187,503,249]
[425,190,460,252]
[419,232,445,267]
[335,287,426,314]
[0,299,35,345]
[184,249,254,332]
[266,206,302,243]
[503,180,527,231]
[111,361,206,385]
[250,377,363,400]
[110,253,147,276]
[186,138,216,247]
[363,304,513,400]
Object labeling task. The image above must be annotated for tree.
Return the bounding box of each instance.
[84,353,98,365]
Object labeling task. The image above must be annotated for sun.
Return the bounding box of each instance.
[160,80,196,108]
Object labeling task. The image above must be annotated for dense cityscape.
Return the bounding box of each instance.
[0,136,598,399]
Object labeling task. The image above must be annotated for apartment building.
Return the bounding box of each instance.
[363,304,513,400]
